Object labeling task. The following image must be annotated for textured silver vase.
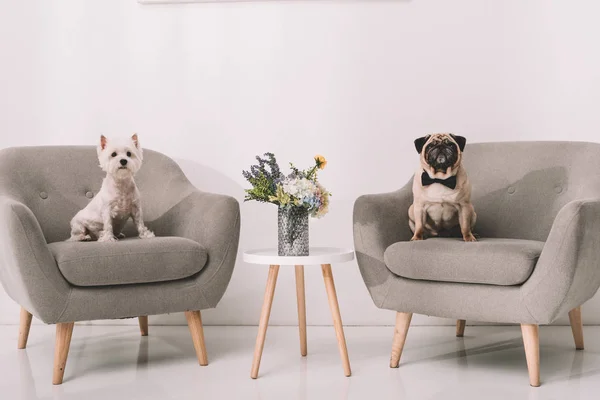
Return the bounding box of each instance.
[278,206,309,256]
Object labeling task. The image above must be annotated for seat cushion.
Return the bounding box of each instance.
[384,238,544,286]
[49,237,207,287]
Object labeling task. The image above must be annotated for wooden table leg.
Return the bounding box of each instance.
[321,264,351,377]
[295,265,307,357]
[251,265,280,379]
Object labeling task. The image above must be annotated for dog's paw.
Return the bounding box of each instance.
[138,229,155,239]
[67,234,92,242]
[98,232,117,242]
[410,234,424,241]
[463,234,477,242]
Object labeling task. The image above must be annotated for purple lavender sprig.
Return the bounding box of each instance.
[242,153,284,203]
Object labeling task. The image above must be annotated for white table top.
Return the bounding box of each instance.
[243,247,355,266]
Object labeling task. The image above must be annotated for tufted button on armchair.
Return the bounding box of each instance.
[354,141,600,386]
[0,146,240,384]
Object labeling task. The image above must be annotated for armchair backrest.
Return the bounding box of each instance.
[0,146,194,243]
[461,141,600,241]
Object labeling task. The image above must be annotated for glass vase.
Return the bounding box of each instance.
[278,206,309,256]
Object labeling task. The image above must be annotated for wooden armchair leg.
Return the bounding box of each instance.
[18,307,33,349]
[138,316,149,337]
[390,312,413,368]
[568,307,584,350]
[185,311,208,366]
[456,319,466,337]
[521,324,540,387]
[53,322,75,385]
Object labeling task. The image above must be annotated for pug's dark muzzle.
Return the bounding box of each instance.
[426,144,458,171]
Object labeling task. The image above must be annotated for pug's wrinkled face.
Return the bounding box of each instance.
[414,133,467,176]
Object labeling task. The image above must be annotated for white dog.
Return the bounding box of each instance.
[68,134,155,242]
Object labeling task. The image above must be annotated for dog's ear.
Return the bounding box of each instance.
[131,133,139,148]
[450,134,467,152]
[100,135,107,150]
[414,135,430,154]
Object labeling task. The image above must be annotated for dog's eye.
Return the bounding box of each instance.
[127,151,132,157]
[111,152,117,157]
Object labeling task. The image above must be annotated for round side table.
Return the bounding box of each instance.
[244,247,355,379]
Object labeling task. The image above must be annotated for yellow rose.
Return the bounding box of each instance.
[314,155,327,170]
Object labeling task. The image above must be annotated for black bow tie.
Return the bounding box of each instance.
[421,171,457,189]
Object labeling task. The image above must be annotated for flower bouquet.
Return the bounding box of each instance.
[243,153,331,256]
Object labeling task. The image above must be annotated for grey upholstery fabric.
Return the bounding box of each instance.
[354,142,600,324]
[0,146,240,323]
[384,238,543,286]
[49,237,207,287]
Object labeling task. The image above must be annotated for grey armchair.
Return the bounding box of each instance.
[0,146,240,384]
[354,141,600,387]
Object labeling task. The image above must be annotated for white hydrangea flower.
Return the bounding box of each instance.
[282,178,316,199]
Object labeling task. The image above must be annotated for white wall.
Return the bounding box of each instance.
[0,0,599,326]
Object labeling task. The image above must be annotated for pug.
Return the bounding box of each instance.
[408,133,477,242]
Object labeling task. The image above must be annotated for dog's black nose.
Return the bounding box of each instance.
[120,159,128,166]
[436,154,446,164]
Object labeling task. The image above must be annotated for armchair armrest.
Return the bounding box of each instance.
[0,196,70,323]
[353,184,413,307]
[156,190,240,307]
[521,199,600,324]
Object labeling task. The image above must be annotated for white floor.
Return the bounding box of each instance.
[1,325,599,399]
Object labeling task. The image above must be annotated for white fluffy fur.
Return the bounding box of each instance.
[68,134,155,242]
